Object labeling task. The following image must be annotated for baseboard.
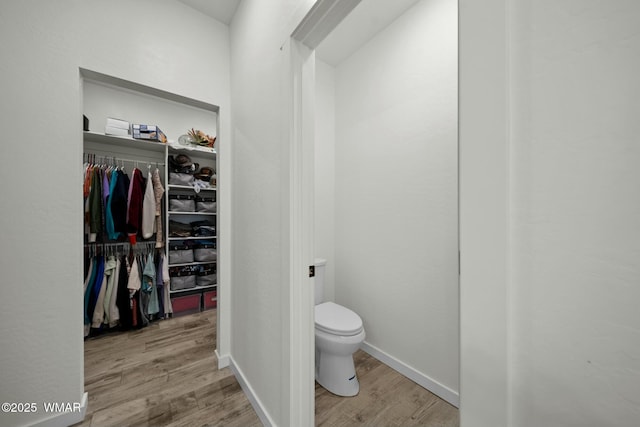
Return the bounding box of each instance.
[215,349,230,369]
[28,392,88,427]
[229,356,276,427]
[361,341,459,408]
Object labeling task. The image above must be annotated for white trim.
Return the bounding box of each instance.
[230,357,276,427]
[361,342,460,408]
[291,0,362,49]
[286,2,362,425]
[27,392,88,427]
[281,36,316,427]
[79,68,219,112]
[216,102,231,367]
[215,349,230,369]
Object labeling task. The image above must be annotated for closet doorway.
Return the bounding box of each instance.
[287,0,460,424]
[80,70,232,424]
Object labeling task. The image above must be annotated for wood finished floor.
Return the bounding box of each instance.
[76,310,261,427]
[77,310,459,427]
[315,350,459,426]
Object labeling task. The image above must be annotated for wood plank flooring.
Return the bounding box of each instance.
[315,350,459,426]
[77,310,459,427]
[75,310,261,427]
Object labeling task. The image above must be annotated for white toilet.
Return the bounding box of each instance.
[314,258,366,397]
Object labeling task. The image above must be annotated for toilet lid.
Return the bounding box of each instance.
[315,302,363,336]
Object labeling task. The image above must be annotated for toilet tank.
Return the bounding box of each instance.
[314,258,327,305]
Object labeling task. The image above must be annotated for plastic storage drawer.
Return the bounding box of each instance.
[170,293,201,316]
[203,290,217,310]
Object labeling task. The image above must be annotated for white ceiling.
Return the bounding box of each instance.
[177,0,241,25]
[315,0,422,66]
[177,0,421,66]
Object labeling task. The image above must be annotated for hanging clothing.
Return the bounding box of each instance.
[116,254,133,330]
[161,252,172,316]
[127,255,141,292]
[102,169,110,211]
[84,163,93,241]
[152,169,165,248]
[83,257,97,337]
[127,168,144,245]
[131,292,139,328]
[137,256,150,327]
[142,253,154,293]
[92,261,109,329]
[83,160,164,245]
[108,257,121,328]
[86,255,104,330]
[143,253,159,316]
[82,156,169,338]
[155,254,165,318]
[128,255,141,327]
[102,256,117,326]
[111,170,130,238]
[141,171,156,239]
[88,168,103,242]
[105,170,119,240]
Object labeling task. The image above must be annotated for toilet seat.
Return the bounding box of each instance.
[315,302,363,336]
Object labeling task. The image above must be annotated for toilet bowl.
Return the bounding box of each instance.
[315,301,366,396]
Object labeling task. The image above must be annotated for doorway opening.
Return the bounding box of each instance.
[288,0,460,424]
[79,69,236,424]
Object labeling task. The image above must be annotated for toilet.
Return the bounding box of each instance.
[314,258,366,397]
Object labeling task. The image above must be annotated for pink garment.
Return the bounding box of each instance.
[152,168,165,248]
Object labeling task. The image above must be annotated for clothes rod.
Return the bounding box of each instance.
[84,241,157,247]
[84,153,165,166]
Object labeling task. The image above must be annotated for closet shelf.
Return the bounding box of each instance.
[167,184,216,191]
[170,284,217,294]
[168,236,217,241]
[83,131,166,153]
[168,142,216,155]
[168,211,216,216]
[168,260,217,268]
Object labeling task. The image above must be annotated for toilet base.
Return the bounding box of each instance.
[316,351,360,397]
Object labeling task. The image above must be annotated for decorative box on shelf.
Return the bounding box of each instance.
[132,124,167,143]
[105,117,130,136]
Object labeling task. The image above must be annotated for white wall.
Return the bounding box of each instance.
[333,0,459,396]
[509,0,640,425]
[228,0,315,425]
[460,0,640,425]
[458,0,510,423]
[0,1,230,426]
[314,59,336,302]
[228,1,285,423]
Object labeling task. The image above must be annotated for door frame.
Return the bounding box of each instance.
[280,36,315,427]
[284,1,362,425]
[286,0,512,425]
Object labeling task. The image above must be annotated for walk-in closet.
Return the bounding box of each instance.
[82,69,220,337]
